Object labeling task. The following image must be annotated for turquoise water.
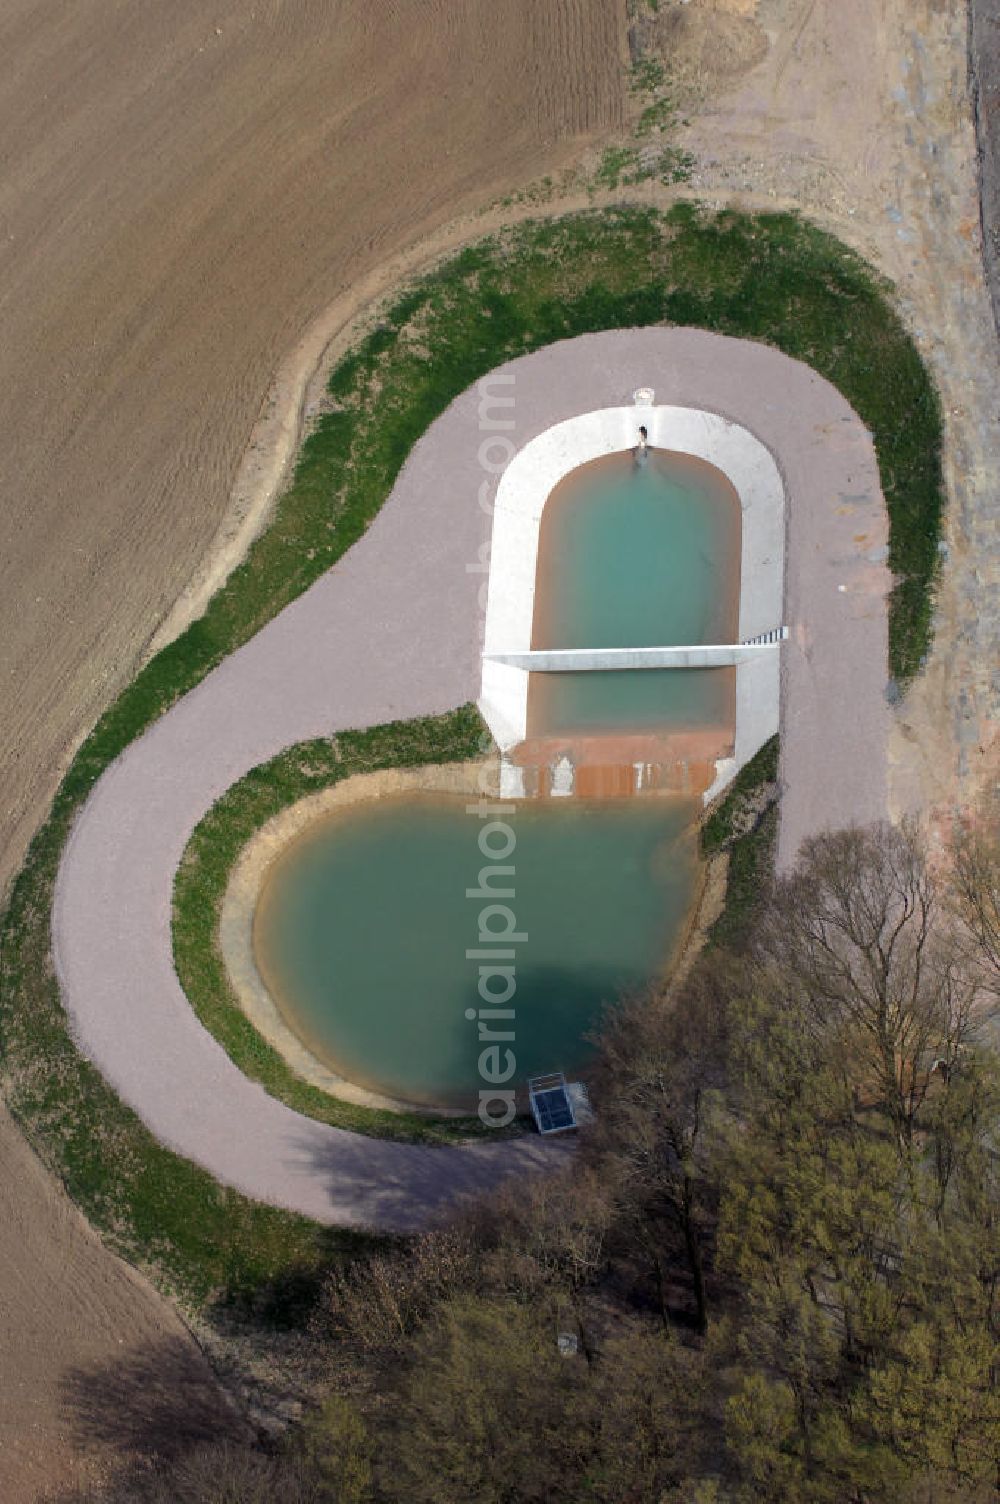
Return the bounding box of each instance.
[254,794,697,1109]
[252,451,738,1110]
[530,450,739,733]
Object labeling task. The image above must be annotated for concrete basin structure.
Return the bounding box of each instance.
[479,405,786,801]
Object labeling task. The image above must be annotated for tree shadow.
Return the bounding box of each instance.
[287,966,618,1236]
[57,1335,249,1467]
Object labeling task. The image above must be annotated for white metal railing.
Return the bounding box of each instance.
[484,631,788,673]
[742,626,789,646]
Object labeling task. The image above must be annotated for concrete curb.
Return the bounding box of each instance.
[479,402,785,778]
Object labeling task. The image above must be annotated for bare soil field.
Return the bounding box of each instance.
[0,1112,247,1499]
[0,0,624,901]
[0,3,624,1496]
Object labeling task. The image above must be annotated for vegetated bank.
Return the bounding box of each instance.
[0,206,943,1307]
[173,706,507,1143]
[700,734,779,950]
[174,712,746,1139]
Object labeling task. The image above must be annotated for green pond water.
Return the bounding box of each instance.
[530,450,739,734]
[254,794,698,1110]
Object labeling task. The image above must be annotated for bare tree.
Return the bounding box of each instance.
[478,1165,615,1294]
[588,957,732,1333]
[951,812,1000,985]
[315,1225,476,1355]
[757,822,994,1152]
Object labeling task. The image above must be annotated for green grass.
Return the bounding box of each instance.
[701,735,780,948]
[0,206,943,1306]
[636,96,678,138]
[630,57,667,96]
[701,735,779,857]
[594,141,693,190]
[0,775,371,1307]
[173,707,516,1142]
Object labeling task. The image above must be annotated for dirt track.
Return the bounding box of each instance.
[0,4,624,1497]
[971,0,1000,337]
[678,0,1000,820]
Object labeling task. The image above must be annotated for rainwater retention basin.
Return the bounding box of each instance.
[529,449,740,736]
[252,793,697,1110]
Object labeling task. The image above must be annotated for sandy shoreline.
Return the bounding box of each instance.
[218,762,712,1121]
[219,760,497,1118]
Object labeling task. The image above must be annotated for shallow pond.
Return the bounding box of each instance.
[254,793,698,1109]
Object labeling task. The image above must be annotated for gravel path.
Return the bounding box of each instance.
[53,328,890,1229]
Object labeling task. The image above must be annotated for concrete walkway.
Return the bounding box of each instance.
[52,328,890,1230]
[486,644,780,670]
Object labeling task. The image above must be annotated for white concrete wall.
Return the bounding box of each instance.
[478,405,786,797]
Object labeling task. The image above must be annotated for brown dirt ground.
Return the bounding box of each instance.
[0,3,625,1498]
[0,1107,250,1498]
[656,0,770,100]
[671,0,1000,824]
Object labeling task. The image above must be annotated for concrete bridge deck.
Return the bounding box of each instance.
[486,642,781,671]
